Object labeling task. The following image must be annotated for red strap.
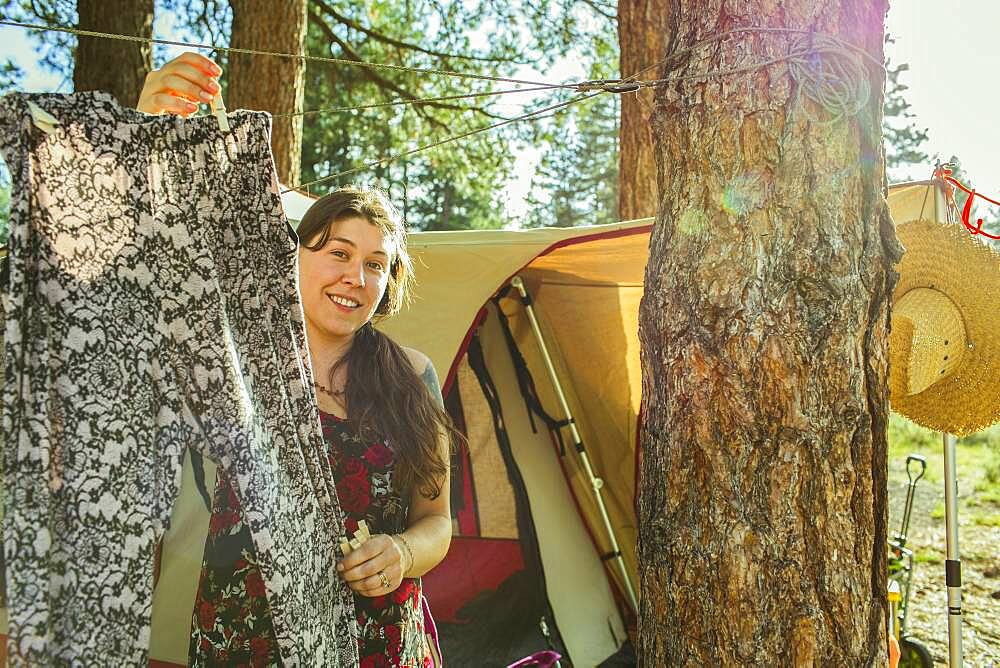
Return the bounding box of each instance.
[940,174,1000,240]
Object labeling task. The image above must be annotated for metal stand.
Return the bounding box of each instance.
[510,276,639,614]
[942,432,964,666]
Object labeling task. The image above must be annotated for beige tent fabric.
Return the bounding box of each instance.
[510,232,648,597]
[884,181,943,223]
[381,223,653,606]
[455,359,518,539]
[379,222,654,385]
[495,283,642,603]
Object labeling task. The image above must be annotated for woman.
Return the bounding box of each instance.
[138,56,453,667]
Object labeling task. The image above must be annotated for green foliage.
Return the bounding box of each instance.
[524,8,618,228]
[297,0,519,230]
[883,35,929,180]
[0,59,22,238]
[0,169,10,244]
[983,459,1000,486]
[888,412,1000,531]
[0,59,24,95]
[296,0,615,230]
[4,1,78,78]
[973,513,1000,527]
[883,58,929,172]
[524,92,618,228]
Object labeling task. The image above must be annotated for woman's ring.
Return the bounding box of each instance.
[378,570,390,589]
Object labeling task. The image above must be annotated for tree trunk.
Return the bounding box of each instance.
[635,2,900,665]
[228,0,308,186]
[617,0,669,222]
[73,0,153,107]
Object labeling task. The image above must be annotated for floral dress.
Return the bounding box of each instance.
[189,411,431,667]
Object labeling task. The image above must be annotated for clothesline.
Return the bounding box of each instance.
[283,31,876,191]
[0,20,882,106]
[0,19,569,89]
[272,84,567,119]
[286,92,601,193]
[0,19,881,193]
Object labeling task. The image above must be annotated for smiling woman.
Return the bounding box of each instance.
[297,200,400,351]
[189,186,455,668]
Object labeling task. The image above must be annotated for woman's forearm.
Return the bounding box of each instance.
[398,513,451,578]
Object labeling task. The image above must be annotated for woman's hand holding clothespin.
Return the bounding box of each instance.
[137,52,223,118]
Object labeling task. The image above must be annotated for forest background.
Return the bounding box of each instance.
[1,0,998,241]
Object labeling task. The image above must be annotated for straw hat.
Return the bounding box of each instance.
[890,219,1000,436]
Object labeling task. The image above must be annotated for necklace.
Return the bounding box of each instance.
[313,382,345,399]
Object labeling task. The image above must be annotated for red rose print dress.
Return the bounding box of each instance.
[189,411,432,667]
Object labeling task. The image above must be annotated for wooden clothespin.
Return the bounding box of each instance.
[27,101,59,135]
[209,94,230,132]
[339,520,373,556]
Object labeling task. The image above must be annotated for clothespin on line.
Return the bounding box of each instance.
[209,94,230,132]
[27,101,59,135]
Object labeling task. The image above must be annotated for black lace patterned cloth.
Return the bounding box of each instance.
[0,92,357,666]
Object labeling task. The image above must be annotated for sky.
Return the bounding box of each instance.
[884,2,1000,189]
[2,3,1000,218]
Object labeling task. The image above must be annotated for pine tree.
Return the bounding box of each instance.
[525,93,618,228]
[629,1,895,663]
[73,0,154,106]
[227,0,308,186]
[524,5,619,228]
[883,46,929,174]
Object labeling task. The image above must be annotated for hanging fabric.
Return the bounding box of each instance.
[0,91,358,667]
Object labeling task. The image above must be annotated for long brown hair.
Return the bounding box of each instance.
[297,185,451,499]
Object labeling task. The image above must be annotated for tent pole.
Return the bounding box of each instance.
[510,276,639,614]
[942,432,964,666]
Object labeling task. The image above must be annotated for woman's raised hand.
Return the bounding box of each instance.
[137,52,222,117]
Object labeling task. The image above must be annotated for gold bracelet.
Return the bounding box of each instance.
[394,533,415,574]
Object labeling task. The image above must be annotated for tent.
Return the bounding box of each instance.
[0,182,947,666]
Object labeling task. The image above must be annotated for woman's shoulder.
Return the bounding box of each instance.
[400,346,442,404]
[400,345,432,374]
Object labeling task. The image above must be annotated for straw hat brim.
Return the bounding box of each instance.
[890,219,1000,436]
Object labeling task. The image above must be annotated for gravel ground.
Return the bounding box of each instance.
[889,474,1000,667]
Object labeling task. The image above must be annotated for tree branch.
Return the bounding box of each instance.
[308,10,449,130]
[312,0,515,64]
[306,11,508,125]
[579,0,617,22]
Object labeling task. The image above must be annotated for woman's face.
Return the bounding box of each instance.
[298,215,395,343]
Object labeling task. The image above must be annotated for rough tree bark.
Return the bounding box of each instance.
[617,0,669,221]
[635,2,900,665]
[228,0,308,186]
[73,0,153,106]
